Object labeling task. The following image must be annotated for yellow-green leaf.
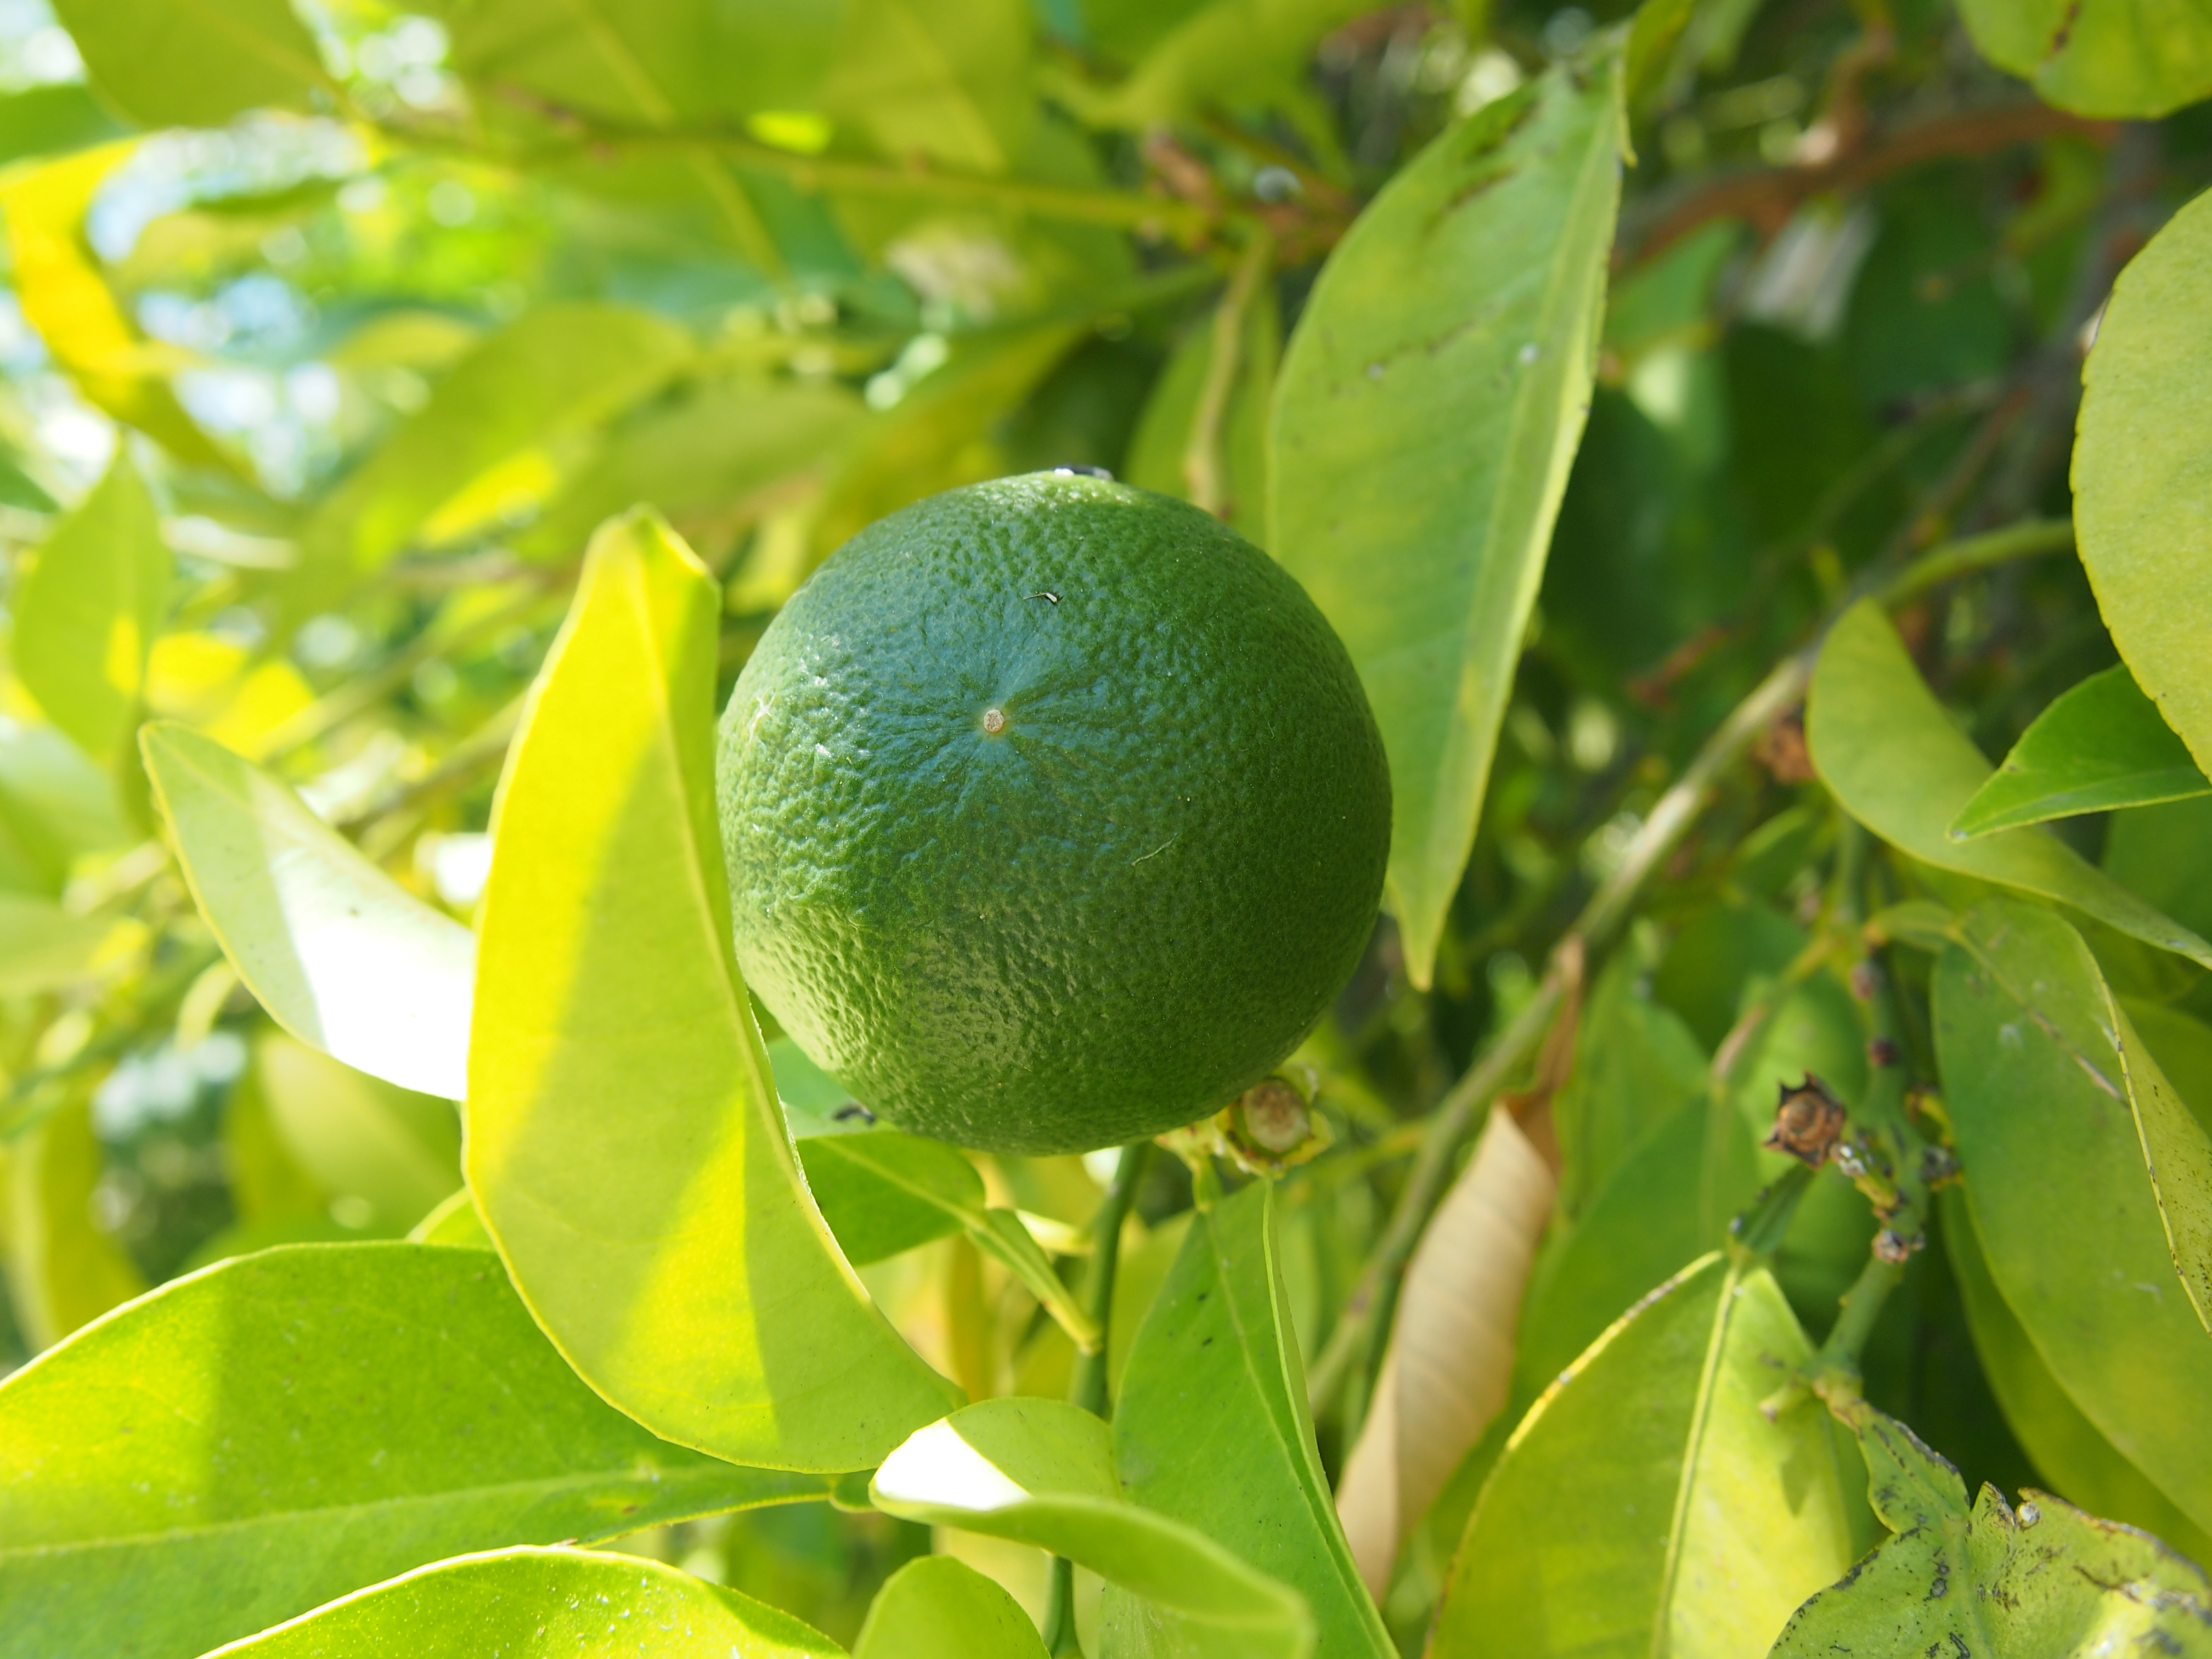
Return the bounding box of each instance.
[1957,0,2212,116]
[467,510,960,1472]
[0,1098,144,1352]
[852,1557,1047,1659]
[52,0,326,129]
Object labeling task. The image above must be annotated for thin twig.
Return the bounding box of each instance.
[1183,232,1273,518]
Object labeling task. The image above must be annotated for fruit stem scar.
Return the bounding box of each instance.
[981,707,1007,734]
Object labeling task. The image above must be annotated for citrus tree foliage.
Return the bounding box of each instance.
[1,1,2211,1657]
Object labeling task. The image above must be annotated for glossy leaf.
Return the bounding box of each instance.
[870,1397,1313,1658]
[1934,900,2212,1538]
[1338,1111,1554,1602]
[253,1032,461,1232]
[1956,0,2212,116]
[851,1556,1048,1659]
[196,1547,843,1659]
[1807,600,2212,967]
[52,0,325,128]
[1951,665,2209,838]
[294,303,695,602]
[1770,1399,2212,1657]
[0,1097,145,1351]
[0,1244,826,1659]
[467,510,958,1471]
[2075,188,2212,774]
[0,144,229,469]
[1111,1183,1392,1656]
[10,452,168,764]
[142,722,476,1099]
[0,894,119,996]
[1943,1188,2212,1560]
[1430,1254,1858,1658]
[1271,58,1626,988]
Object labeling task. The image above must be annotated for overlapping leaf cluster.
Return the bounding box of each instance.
[3,0,2212,1656]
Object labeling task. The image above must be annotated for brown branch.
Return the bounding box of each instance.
[1621,101,2114,270]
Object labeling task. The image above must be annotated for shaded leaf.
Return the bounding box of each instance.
[1951,665,2209,838]
[0,84,125,169]
[820,0,1035,172]
[2075,187,2212,771]
[1337,1111,1554,1602]
[1075,0,1368,127]
[0,721,131,898]
[0,1244,827,1659]
[1430,1254,1859,1658]
[1111,1182,1391,1656]
[195,1545,842,1658]
[142,723,475,1100]
[1770,1398,2212,1657]
[1943,1187,2212,1561]
[0,1097,144,1351]
[1957,0,2212,116]
[1123,283,1277,538]
[11,452,167,765]
[52,0,325,129]
[467,510,958,1472]
[0,894,120,996]
[253,1032,461,1232]
[852,1556,1048,1659]
[869,1397,1313,1658]
[1270,58,1626,988]
[292,303,693,606]
[0,144,232,468]
[796,1131,977,1266]
[1807,600,2212,967]
[1934,899,2212,1538]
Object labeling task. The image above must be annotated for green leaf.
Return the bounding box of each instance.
[1943,1187,2212,1561]
[2125,997,2212,1132]
[0,84,125,168]
[0,721,131,898]
[141,723,476,1100]
[1807,600,2212,967]
[1551,947,1710,1222]
[0,144,234,470]
[1074,0,1369,127]
[1109,1183,1393,1658]
[1951,665,2210,838]
[1934,899,2212,1538]
[869,1397,1314,1658]
[820,0,1035,172]
[12,452,168,765]
[1771,1397,2212,1658]
[51,0,326,129]
[2076,187,2212,775]
[514,381,865,565]
[190,1545,843,1658]
[0,1097,145,1351]
[1430,1254,1859,1658]
[1956,0,2212,116]
[252,1032,461,1232]
[292,303,695,605]
[1269,58,1626,989]
[467,510,959,1472]
[2104,796,2212,946]
[852,1556,1048,1659]
[1124,286,1278,539]
[408,1186,495,1248]
[0,1243,827,1659]
[0,894,120,996]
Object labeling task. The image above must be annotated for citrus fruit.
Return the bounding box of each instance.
[716,471,1390,1154]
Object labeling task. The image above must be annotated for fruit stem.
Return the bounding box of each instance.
[1041,1139,1151,1656]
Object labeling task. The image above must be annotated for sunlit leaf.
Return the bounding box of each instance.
[11,452,167,766]
[1952,665,2210,838]
[851,1556,1047,1659]
[1807,600,2212,967]
[291,303,694,608]
[1429,1254,1859,1658]
[0,84,124,169]
[141,723,476,1100]
[1956,0,2212,115]
[0,1097,145,1351]
[51,0,325,129]
[870,1396,1314,1658]
[1934,900,2212,1538]
[2075,187,2212,771]
[0,894,121,995]
[820,0,1035,172]
[194,1546,843,1658]
[0,1244,827,1659]
[467,510,960,1472]
[0,721,131,898]
[1113,1183,1391,1655]
[1270,57,1626,988]
[1771,1397,2212,1657]
[0,143,232,469]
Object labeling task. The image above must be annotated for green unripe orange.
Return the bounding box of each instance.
[716,471,1390,1154]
